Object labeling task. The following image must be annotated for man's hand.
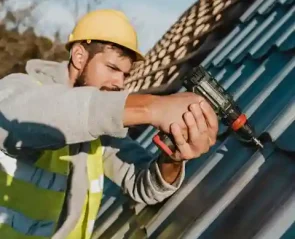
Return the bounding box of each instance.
[123,91,218,185]
[170,100,218,161]
[158,100,218,184]
[123,91,218,156]
[123,92,208,135]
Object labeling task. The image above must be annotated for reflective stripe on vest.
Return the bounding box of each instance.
[0,139,104,239]
[0,151,68,191]
[66,139,104,239]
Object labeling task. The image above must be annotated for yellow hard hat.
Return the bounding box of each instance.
[66,9,144,61]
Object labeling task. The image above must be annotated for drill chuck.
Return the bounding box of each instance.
[235,122,264,149]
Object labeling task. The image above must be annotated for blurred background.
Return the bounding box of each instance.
[0,0,195,78]
[0,0,199,53]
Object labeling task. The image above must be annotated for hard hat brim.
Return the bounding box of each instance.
[65,40,145,62]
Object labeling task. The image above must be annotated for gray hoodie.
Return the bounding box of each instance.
[0,59,185,238]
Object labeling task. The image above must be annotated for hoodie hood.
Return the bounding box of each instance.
[25,59,70,85]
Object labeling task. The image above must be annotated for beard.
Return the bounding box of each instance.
[74,75,122,92]
[73,77,86,87]
[74,78,122,91]
[73,67,87,87]
[100,86,122,91]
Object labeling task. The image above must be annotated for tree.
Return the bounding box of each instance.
[1,0,107,42]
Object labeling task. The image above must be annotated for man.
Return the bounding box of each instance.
[0,9,218,239]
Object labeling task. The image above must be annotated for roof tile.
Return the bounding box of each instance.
[212,20,258,67]
[125,0,254,94]
[250,4,294,58]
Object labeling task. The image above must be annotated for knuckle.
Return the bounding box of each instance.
[201,138,210,153]
[182,151,191,160]
[184,111,192,119]
[197,95,206,102]
[184,153,192,160]
[193,152,201,159]
[211,137,216,146]
[184,112,194,125]
[192,104,203,117]
[201,145,209,154]
[184,155,191,160]
[210,133,217,145]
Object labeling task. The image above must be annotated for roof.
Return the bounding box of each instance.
[125,0,255,95]
[92,0,295,238]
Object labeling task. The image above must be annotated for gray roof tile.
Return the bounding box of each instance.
[125,0,255,94]
[250,5,295,57]
[257,0,277,15]
[239,0,267,23]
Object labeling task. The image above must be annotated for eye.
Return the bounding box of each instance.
[108,65,116,71]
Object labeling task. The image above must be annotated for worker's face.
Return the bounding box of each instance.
[71,44,133,91]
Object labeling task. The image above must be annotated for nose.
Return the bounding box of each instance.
[112,72,125,89]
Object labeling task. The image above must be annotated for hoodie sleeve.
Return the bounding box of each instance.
[0,73,129,151]
[102,135,185,205]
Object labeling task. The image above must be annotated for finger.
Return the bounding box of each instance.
[170,123,191,155]
[200,101,218,134]
[170,123,186,146]
[183,111,199,142]
[189,104,208,134]
[200,101,218,146]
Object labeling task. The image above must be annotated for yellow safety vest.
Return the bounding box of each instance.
[0,139,104,239]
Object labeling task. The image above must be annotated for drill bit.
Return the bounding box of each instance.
[252,137,264,149]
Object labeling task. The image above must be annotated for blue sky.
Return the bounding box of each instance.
[0,0,197,54]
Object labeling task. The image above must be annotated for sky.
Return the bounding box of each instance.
[0,0,197,54]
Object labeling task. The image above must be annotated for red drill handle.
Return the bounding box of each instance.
[152,132,176,156]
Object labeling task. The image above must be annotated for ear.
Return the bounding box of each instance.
[70,43,88,70]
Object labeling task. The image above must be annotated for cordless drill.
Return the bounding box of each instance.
[153,65,263,157]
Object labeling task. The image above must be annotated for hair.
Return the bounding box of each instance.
[74,40,137,63]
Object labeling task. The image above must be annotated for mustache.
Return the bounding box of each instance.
[100,86,123,91]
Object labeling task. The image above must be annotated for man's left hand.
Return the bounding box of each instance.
[158,100,218,185]
[170,100,218,162]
